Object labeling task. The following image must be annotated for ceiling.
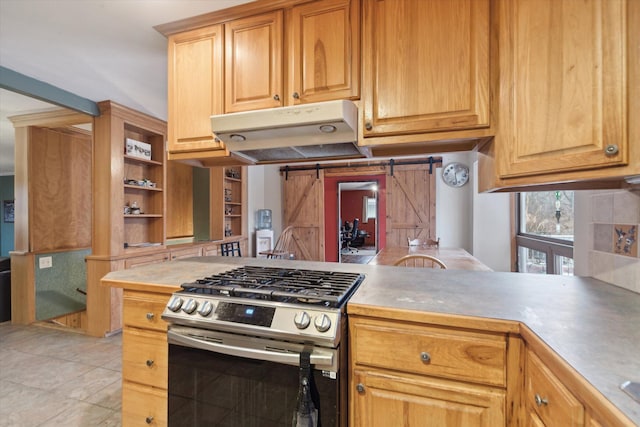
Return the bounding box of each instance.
[0,0,254,175]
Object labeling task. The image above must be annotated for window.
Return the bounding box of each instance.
[363,196,377,222]
[516,191,574,275]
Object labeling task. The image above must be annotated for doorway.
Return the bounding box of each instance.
[338,181,379,264]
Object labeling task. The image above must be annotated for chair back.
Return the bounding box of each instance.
[408,237,440,248]
[262,226,295,259]
[349,219,360,244]
[393,254,447,269]
[220,241,242,257]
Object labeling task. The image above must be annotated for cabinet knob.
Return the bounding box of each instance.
[604,144,619,156]
[292,92,300,99]
[534,394,548,407]
[273,94,280,101]
[356,383,365,393]
[146,359,154,367]
[365,122,373,131]
[420,352,431,363]
[145,416,154,424]
[146,312,154,321]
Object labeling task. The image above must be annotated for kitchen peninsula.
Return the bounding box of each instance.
[102,257,639,426]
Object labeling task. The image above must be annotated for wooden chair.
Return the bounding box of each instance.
[260,226,295,259]
[393,254,447,269]
[220,241,242,257]
[408,237,440,248]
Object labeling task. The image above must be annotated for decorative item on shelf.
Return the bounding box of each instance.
[129,201,141,215]
[224,188,232,202]
[225,207,233,215]
[226,169,241,179]
[224,224,233,237]
[143,178,156,188]
[125,137,152,160]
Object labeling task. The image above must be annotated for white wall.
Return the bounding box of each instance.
[471,160,512,272]
[247,165,282,256]
[435,152,474,252]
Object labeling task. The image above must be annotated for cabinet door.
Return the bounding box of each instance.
[352,370,505,427]
[167,25,224,153]
[225,11,283,112]
[362,0,490,136]
[497,0,627,178]
[169,245,202,260]
[122,381,167,427]
[287,0,360,104]
[526,351,584,427]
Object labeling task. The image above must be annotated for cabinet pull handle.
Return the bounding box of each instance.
[273,94,280,101]
[420,352,431,363]
[534,394,548,407]
[145,416,154,424]
[356,383,365,393]
[146,312,154,321]
[292,92,300,99]
[604,144,619,156]
[146,359,154,367]
[365,122,373,131]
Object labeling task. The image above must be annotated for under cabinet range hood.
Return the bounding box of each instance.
[210,100,368,163]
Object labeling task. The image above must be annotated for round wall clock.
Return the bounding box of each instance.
[442,162,470,187]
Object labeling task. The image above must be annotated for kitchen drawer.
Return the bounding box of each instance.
[124,252,169,269]
[122,380,167,427]
[169,246,202,260]
[351,317,507,387]
[123,328,167,389]
[526,350,584,427]
[123,290,171,332]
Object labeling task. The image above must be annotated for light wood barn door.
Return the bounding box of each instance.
[282,169,325,261]
[385,164,436,246]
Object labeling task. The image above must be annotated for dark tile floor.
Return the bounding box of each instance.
[0,322,122,426]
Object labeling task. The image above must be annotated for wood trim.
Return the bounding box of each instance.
[9,252,35,325]
[8,108,91,128]
[506,334,526,427]
[154,0,312,36]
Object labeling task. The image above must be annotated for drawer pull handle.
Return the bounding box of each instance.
[146,312,154,321]
[365,122,373,131]
[356,383,365,393]
[604,144,619,156]
[145,416,154,424]
[273,94,280,101]
[534,394,548,407]
[146,359,154,367]
[420,352,431,363]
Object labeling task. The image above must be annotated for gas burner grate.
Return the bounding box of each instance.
[180,266,364,307]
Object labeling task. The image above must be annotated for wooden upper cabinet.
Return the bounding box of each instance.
[287,0,360,104]
[497,0,627,179]
[362,0,491,137]
[167,25,224,153]
[225,11,283,112]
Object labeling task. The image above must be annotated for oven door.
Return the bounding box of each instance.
[167,325,344,427]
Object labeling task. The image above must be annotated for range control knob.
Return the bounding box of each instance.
[294,311,311,329]
[314,314,332,332]
[197,301,213,317]
[167,297,183,312]
[182,299,198,314]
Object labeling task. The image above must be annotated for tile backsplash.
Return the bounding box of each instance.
[588,189,640,293]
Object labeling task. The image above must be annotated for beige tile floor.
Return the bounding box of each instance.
[0,322,122,426]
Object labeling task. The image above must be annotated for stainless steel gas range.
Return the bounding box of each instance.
[161,265,365,427]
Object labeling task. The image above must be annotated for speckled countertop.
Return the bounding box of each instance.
[102,256,640,424]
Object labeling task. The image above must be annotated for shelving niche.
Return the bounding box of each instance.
[211,166,246,241]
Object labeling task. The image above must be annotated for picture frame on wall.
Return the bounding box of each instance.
[3,200,14,223]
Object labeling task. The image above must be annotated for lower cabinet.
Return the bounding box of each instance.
[350,316,508,426]
[121,290,174,427]
[352,370,505,427]
[525,350,584,427]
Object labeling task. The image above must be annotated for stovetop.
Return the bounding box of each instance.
[162,266,365,347]
[180,266,365,308]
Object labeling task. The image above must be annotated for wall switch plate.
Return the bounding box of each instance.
[39,256,52,269]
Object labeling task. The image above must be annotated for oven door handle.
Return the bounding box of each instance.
[168,330,334,366]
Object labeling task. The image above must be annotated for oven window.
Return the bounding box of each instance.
[168,344,340,427]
